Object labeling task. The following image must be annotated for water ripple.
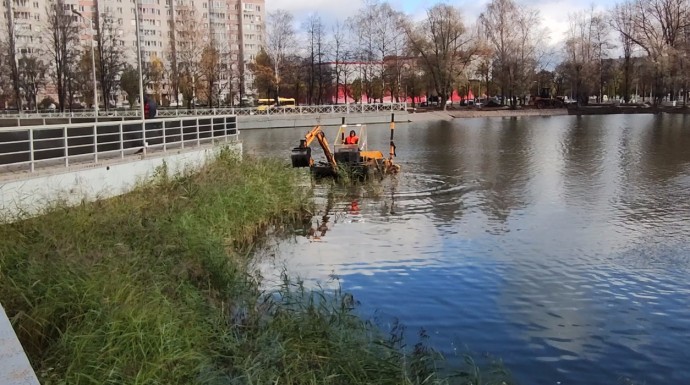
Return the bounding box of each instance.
[245,115,690,385]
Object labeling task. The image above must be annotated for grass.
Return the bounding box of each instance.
[0,148,513,385]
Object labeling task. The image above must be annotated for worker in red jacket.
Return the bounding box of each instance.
[344,130,359,145]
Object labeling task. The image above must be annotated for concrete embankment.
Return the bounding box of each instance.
[0,303,40,385]
[403,108,568,122]
[0,141,242,221]
[238,110,409,129]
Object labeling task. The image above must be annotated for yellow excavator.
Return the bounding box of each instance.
[291,114,401,179]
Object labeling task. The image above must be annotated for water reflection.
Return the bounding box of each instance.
[245,114,690,385]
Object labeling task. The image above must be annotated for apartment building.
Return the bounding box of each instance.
[0,0,264,108]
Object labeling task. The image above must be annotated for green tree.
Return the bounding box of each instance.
[18,52,48,111]
[199,44,220,106]
[350,78,363,103]
[371,76,384,100]
[120,65,140,108]
[178,72,198,109]
[248,49,276,99]
[402,70,426,107]
[145,56,165,104]
[75,47,97,107]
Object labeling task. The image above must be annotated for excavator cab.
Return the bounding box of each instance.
[333,124,371,166]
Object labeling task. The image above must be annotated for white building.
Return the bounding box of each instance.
[0,0,264,108]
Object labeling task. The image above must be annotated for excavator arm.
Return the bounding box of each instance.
[291,125,338,172]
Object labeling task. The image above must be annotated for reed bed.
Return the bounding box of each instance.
[0,149,512,385]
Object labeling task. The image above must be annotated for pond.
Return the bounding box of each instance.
[241,113,690,385]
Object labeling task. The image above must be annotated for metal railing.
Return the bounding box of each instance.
[0,102,408,119]
[0,115,239,174]
[0,116,133,129]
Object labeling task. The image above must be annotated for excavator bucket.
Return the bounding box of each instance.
[291,146,312,168]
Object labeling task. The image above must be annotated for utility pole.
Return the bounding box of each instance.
[134,0,145,118]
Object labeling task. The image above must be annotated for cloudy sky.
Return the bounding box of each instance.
[266,0,615,50]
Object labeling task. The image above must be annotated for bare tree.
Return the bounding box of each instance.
[94,11,125,110]
[0,39,11,107]
[166,0,180,108]
[591,12,614,102]
[45,0,80,111]
[304,14,327,104]
[562,10,611,105]
[480,0,547,106]
[610,2,637,102]
[622,0,690,102]
[330,21,350,104]
[372,3,406,102]
[266,9,296,104]
[402,4,478,110]
[347,0,378,103]
[173,2,206,108]
[4,6,21,111]
[18,52,48,111]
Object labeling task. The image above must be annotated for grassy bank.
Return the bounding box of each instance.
[0,149,511,385]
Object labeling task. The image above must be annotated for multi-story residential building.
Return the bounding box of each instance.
[0,0,264,109]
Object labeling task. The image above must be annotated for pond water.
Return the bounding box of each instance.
[241,114,690,385]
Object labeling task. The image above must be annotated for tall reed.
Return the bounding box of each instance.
[0,149,513,385]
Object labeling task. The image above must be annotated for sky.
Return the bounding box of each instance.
[266,0,617,53]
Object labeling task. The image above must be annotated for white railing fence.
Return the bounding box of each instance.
[0,116,132,128]
[0,115,239,174]
[0,102,408,119]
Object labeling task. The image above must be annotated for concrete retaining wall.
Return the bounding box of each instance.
[238,111,409,129]
[0,303,40,385]
[0,142,241,222]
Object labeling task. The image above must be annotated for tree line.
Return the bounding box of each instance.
[257,0,690,109]
[1,0,688,112]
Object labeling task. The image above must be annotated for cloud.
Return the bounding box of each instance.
[266,0,365,25]
[266,0,616,47]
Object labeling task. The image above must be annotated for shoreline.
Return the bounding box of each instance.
[406,108,567,122]
[405,105,690,123]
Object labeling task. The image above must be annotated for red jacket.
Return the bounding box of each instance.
[344,135,359,144]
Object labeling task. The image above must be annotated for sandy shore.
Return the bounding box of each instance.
[405,108,568,122]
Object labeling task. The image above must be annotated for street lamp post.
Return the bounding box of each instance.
[72,8,99,117]
[134,0,145,119]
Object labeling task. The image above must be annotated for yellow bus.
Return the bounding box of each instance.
[256,97,296,111]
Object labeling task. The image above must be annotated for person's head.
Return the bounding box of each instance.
[349,130,356,137]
